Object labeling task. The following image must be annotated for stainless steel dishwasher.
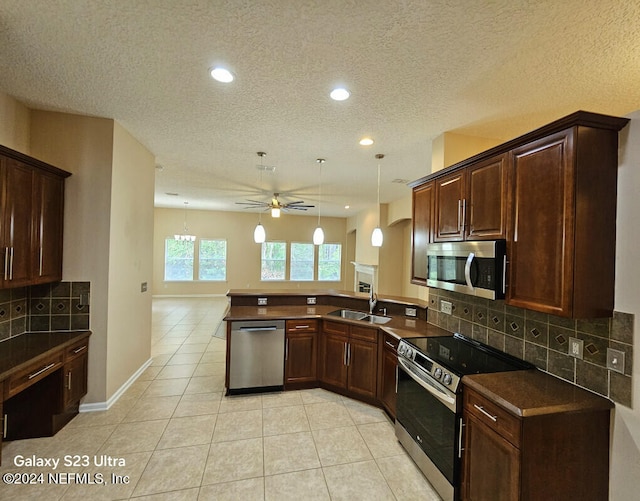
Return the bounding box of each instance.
[228,320,285,394]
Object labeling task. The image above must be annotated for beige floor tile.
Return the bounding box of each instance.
[128,487,200,501]
[312,425,372,466]
[262,390,303,408]
[185,375,224,394]
[156,364,197,379]
[205,341,227,354]
[143,378,190,397]
[156,414,217,449]
[263,405,309,436]
[184,334,213,345]
[300,388,344,404]
[264,468,330,501]
[343,398,389,425]
[212,409,262,442]
[305,401,354,430]
[202,438,264,485]
[323,460,395,501]
[376,454,442,500]
[60,451,152,500]
[47,424,117,457]
[149,353,172,366]
[167,353,203,365]
[176,343,208,354]
[218,394,263,413]
[138,365,163,380]
[131,444,209,497]
[122,395,181,422]
[357,421,405,458]
[125,379,153,398]
[192,362,225,377]
[263,431,320,476]
[198,477,264,501]
[173,392,222,417]
[66,404,130,428]
[100,419,168,454]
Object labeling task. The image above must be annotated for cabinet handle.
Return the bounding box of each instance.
[343,342,348,366]
[3,247,8,281]
[295,325,309,329]
[384,340,395,349]
[73,345,87,354]
[473,404,498,422]
[3,414,7,439]
[285,339,289,361]
[502,255,507,294]
[457,200,462,232]
[39,247,43,276]
[67,371,72,390]
[28,362,56,380]
[462,199,467,230]
[395,365,398,394]
[9,247,14,280]
[347,343,351,367]
[458,418,465,458]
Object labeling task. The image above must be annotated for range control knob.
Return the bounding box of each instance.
[405,348,413,359]
[442,373,453,385]
[434,367,443,380]
[398,344,406,356]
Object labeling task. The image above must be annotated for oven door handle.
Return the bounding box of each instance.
[398,357,457,412]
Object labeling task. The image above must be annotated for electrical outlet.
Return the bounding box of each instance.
[307,297,317,305]
[257,297,268,306]
[140,282,147,293]
[569,337,584,359]
[607,348,625,374]
[440,300,453,315]
[405,307,417,317]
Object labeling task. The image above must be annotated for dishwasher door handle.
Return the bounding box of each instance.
[238,326,279,332]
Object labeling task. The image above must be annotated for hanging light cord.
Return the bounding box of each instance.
[317,161,322,226]
[376,153,383,225]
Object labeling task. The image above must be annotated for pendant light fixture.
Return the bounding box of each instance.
[371,154,384,247]
[313,158,325,245]
[174,201,196,241]
[253,152,267,244]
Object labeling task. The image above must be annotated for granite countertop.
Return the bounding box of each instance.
[463,369,614,417]
[0,331,91,381]
[224,304,449,340]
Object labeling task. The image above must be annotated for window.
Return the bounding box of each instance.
[318,243,342,281]
[199,239,227,280]
[290,243,314,281]
[164,238,195,280]
[261,242,286,280]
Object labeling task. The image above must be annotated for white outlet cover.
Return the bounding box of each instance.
[569,337,584,359]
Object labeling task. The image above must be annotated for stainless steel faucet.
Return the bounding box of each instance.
[369,290,377,314]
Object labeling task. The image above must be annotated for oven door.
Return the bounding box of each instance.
[396,357,460,500]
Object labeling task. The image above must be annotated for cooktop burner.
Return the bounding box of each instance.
[403,333,534,376]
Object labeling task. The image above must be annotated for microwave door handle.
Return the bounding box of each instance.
[464,252,475,288]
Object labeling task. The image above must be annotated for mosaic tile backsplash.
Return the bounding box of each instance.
[0,281,90,342]
[427,289,634,408]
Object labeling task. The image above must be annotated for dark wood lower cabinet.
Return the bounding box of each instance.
[347,337,377,399]
[284,319,318,388]
[321,332,349,388]
[378,333,398,419]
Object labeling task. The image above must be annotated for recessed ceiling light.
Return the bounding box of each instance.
[209,67,234,83]
[344,205,350,209]
[165,192,179,196]
[330,88,350,101]
[359,138,374,146]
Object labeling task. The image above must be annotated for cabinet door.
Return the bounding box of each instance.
[32,171,64,284]
[321,333,348,389]
[462,413,520,501]
[1,159,33,287]
[434,171,465,241]
[507,131,574,316]
[63,353,88,409]
[285,332,317,384]
[347,338,377,399]
[380,344,397,418]
[466,154,507,240]
[411,182,433,284]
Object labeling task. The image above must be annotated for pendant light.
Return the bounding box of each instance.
[253,152,267,243]
[313,158,325,245]
[371,153,384,247]
[174,201,196,241]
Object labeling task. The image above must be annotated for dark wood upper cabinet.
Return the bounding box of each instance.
[434,171,466,242]
[410,182,433,285]
[466,153,507,240]
[0,145,69,289]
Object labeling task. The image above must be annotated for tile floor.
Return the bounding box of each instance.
[0,297,441,500]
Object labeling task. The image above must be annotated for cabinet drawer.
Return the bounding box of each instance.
[65,338,89,362]
[5,353,64,399]
[382,333,399,352]
[350,325,378,343]
[286,319,318,334]
[323,320,349,336]
[464,388,521,447]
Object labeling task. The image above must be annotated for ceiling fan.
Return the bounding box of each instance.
[236,192,315,217]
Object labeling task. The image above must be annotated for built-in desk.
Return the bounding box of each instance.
[0,331,90,464]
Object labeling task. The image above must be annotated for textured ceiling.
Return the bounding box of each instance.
[1,0,640,217]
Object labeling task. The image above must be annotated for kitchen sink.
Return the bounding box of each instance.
[327,309,392,324]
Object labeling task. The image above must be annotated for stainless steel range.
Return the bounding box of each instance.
[395,333,534,501]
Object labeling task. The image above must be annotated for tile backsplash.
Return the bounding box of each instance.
[428,289,634,408]
[0,281,90,342]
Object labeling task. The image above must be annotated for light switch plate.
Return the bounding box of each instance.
[569,337,584,359]
[440,300,453,315]
[257,297,268,306]
[607,348,625,374]
[141,282,148,293]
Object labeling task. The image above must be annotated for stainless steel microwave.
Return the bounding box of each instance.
[426,240,506,300]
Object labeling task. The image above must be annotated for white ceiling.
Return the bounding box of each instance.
[1,0,639,217]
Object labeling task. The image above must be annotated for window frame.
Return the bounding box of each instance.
[317,242,342,282]
[289,242,315,281]
[164,237,196,281]
[198,238,228,281]
[260,241,287,281]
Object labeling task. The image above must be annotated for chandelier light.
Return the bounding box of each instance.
[313,158,325,245]
[174,201,196,241]
[371,154,384,247]
[254,152,267,243]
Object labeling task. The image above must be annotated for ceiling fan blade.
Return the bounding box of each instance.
[285,204,315,208]
[285,200,306,205]
[285,206,310,211]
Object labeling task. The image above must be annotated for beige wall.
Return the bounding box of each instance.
[431,131,501,173]
[153,208,348,295]
[0,93,30,153]
[106,122,154,397]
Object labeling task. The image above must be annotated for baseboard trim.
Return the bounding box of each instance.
[79,358,154,413]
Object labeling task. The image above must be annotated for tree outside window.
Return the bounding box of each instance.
[199,239,227,280]
[318,243,341,281]
[261,242,286,280]
[165,238,195,280]
[290,242,314,281]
